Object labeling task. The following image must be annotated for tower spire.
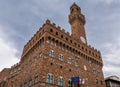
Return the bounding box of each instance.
[69,3,87,44]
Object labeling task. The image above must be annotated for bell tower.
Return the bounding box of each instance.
[69,3,87,44]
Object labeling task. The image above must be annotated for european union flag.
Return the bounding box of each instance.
[71,77,79,83]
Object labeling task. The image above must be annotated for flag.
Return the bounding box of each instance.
[78,79,80,84]
[71,77,79,83]
[81,79,85,84]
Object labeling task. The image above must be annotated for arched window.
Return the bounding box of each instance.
[68,58,72,64]
[58,76,64,86]
[68,79,71,87]
[28,79,32,87]
[95,79,98,84]
[58,54,64,61]
[34,75,38,84]
[75,61,78,67]
[49,50,54,58]
[50,29,53,32]
[46,73,53,84]
[24,82,27,87]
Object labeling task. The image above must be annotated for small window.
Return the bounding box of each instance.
[89,50,91,54]
[39,52,42,57]
[68,79,71,87]
[66,37,68,41]
[82,46,84,50]
[68,59,72,64]
[24,82,27,87]
[69,69,72,72]
[93,70,96,74]
[60,66,63,69]
[75,61,78,67]
[56,32,58,35]
[34,76,38,84]
[50,62,53,65]
[95,79,98,84]
[50,29,53,32]
[84,65,87,71]
[61,35,63,38]
[92,52,94,56]
[70,40,72,43]
[49,50,54,58]
[74,43,76,46]
[20,84,22,87]
[101,80,103,85]
[58,54,64,61]
[46,74,53,84]
[58,77,64,86]
[85,48,87,52]
[28,80,32,87]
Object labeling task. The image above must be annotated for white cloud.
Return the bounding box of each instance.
[102,40,120,77]
[87,0,120,5]
[0,38,20,71]
[0,26,19,72]
[100,0,120,4]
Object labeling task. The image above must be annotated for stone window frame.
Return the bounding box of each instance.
[24,82,27,87]
[56,32,58,35]
[68,58,72,65]
[28,79,32,87]
[34,75,39,84]
[93,69,96,75]
[39,52,42,57]
[49,50,54,58]
[68,79,72,87]
[58,76,64,86]
[50,28,53,32]
[58,54,64,61]
[20,84,22,87]
[61,35,63,38]
[95,79,98,84]
[75,61,78,67]
[46,73,54,84]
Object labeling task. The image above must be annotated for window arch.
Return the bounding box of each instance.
[68,58,72,64]
[34,75,38,84]
[46,73,53,84]
[68,79,71,87]
[50,28,53,32]
[75,61,78,67]
[58,76,64,86]
[49,50,54,58]
[24,82,27,87]
[58,54,64,61]
[28,79,32,87]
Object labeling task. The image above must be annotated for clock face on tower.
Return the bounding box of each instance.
[80,36,86,44]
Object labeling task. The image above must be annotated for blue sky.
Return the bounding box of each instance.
[0,0,120,78]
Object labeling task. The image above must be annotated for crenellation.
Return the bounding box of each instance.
[22,27,44,57]
[42,23,46,28]
[39,27,42,31]
[52,23,56,27]
[67,32,70,35]
[57,26,61,30]
[62,29,65,32]
[11,63,20,70]
[46,19,51,24]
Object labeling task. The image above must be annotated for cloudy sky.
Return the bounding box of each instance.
[0,0,120,78]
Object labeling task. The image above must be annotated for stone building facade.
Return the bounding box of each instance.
[0,3,106,87]
[105,76,120,87]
